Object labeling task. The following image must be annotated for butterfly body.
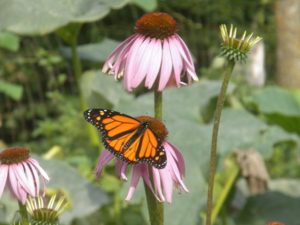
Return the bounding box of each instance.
[84,109,167,169]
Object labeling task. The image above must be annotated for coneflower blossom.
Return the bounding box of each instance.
[95,141,188,203]
[0,147,50,204]
[102,12,198,91]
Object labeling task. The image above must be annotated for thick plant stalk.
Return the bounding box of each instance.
[18,202,30,225]
[206,61,235,225]
[144,91,164,225]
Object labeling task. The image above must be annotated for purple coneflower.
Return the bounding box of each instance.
[0,147,50,204]
[102,12,198,91]
[96,141,188,203]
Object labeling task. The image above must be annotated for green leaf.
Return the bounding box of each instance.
[252,86,300,134]
[61,39,120,62]
[236,179,300,225]
[0,31,19,51]
[39,158,109,224]
[0,0,129,35]
[130,0,157,12]
[80,70,133,108]
[0,80,23,100]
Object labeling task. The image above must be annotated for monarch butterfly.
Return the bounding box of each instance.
[84,109,168,169]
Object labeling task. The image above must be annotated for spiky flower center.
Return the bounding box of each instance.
[135,12,177,39]
[0,147,30,164]
[136,116,168,140]
[32,208,59,222]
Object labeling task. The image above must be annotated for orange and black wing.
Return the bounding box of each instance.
[84,108,167,168]
[134,128,167,169]
[84,108,141,163]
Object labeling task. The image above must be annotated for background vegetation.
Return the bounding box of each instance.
[1,0,300,224]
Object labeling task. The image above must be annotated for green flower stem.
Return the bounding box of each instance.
[154,91,163,120]
[18,201,30,225]
[70,38,99,147]
[144,91,164,225]
[71,39,82,83]
[206,60,235,225]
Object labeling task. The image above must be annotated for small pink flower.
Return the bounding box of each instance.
[95,141,188,203]
[102,12,198,91]
[0,147,50,204]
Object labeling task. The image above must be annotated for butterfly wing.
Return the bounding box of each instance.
[135,128,167,169]
[84,108,167,168]
[84,108,140,162]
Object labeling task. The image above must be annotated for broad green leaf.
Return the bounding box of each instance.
[0,193,18,224]
[236,179,300,225]
[61,39,120,62]
[0,31,19,51]
[39,158,109,224]
[0,0,129,35]
[252,86,300,134]
[80,70,133,108]
[0,80,23,100]
[130,0,157,11]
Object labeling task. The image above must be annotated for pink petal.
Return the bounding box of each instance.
[22,162,37,196]
[28,162,40,195]
[131,38,156,89]
[152,168,165,202]
[160,169,174,203]
[158,39,173,91]
[111,35,139,78]
[28,159,50,181]
[125,164,143,201]
[141,165,158,200]
[115,160,128,181]
[95,150,114,177]
[164,142,185,176]
[124,35,145,90]
[0,165,8,198]
[8,167,24,202]
[175,34,194,67]
[168,37,183,86]
[172,35,195,71]
[13,164,35,196]
[102,34,137,74]
[145,39,163,89]
[16,181,27,204]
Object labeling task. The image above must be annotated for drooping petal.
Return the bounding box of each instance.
[125,164,143,201]
[173,35,196,71]
[115,160,128,181]
[13,164,35,196]
[145,39,163,89]
[124,35,146,90]
[8,166,24,202]
[159,168,174,203]
[95,150,114,177]
[22,162,38,196]
[27,161,40,196]
[168,36,183,86]
[132,39,155,88]
[0,165,8,198]
[28,158,50,181]
[158,39,173,90]
[112,35,140,78]
[165,142,185,176]
[16,181,27,204]
[102,34,137,75]
[152,168,165,202]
